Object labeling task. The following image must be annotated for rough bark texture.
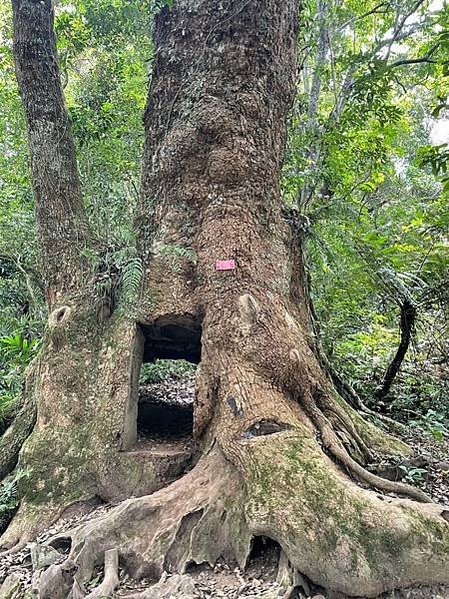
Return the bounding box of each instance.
[11,0,92,302]
[4,0,195,549]
[2,1,449,598]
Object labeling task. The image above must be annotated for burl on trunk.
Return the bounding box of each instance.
[2,1,449,597]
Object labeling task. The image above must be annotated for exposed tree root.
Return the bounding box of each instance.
[318,398,374,463]
[302,254,409,440]
[0,299,440,598]
[243,430,449,597]
[84,549,119,599]
[30,430,449,599]
[36,446,249,598]
[6,1,447,597]
[299,389,432,503]
[319,340,408,436]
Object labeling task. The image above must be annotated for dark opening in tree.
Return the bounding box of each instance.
[140,316,202,364]
[5,1,449,597]
[120,331,198,492]
[122,322,198,451]
[137,360,195,442]
[246,537,282,581]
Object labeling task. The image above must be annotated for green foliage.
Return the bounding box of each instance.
[140,360,196,384]
[0,333,39,363]
[411,409,449,443]
[283,0,449,420]
[153,0,174,11]
[0,468,31,532]
[418,143,449,193]
[118,252,144,314]
[0,332,40,426]
[157,243,197,273]
[398,464,428,484]
[82,242,144,317]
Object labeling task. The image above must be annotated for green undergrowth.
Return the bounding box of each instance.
[0,332,40,434]
[140,359,197,384]
[0,467,31,534]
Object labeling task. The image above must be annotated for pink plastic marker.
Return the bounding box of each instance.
[216,259,236,271]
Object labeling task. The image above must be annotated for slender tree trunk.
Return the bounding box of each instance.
[374,298,417,401]
[3,1,449,598]
[11,0,92,303]
[299,0,328,209]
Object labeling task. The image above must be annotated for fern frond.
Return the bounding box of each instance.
[118,254,143,316]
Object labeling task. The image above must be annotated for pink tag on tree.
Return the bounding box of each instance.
[216,259,236,271]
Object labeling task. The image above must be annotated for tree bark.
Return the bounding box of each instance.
[374,298,417,401]
[11,0,92,303]
[3,1,449,597]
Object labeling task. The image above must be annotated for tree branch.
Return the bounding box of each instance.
[329,12,437,121]
[11,0,93,304]
[298,0,328,210]
[0,253,43,294]
[383,0,427,60]
[337,2,391,32]
[389,43,440,68]
[390,56,438,67]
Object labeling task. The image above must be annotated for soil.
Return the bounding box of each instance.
[1,375,448,599]
[139,374,195,409]
[134,376,195,451]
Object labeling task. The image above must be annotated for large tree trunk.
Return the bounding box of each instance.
[2,1,449,597]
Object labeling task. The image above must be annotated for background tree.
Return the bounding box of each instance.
[284,0,449,416]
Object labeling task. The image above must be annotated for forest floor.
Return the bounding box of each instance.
[1,375,449,599]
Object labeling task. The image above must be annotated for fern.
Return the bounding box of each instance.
[84,242,144,318]
[157,243,197,273]
[118,253,143,316]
